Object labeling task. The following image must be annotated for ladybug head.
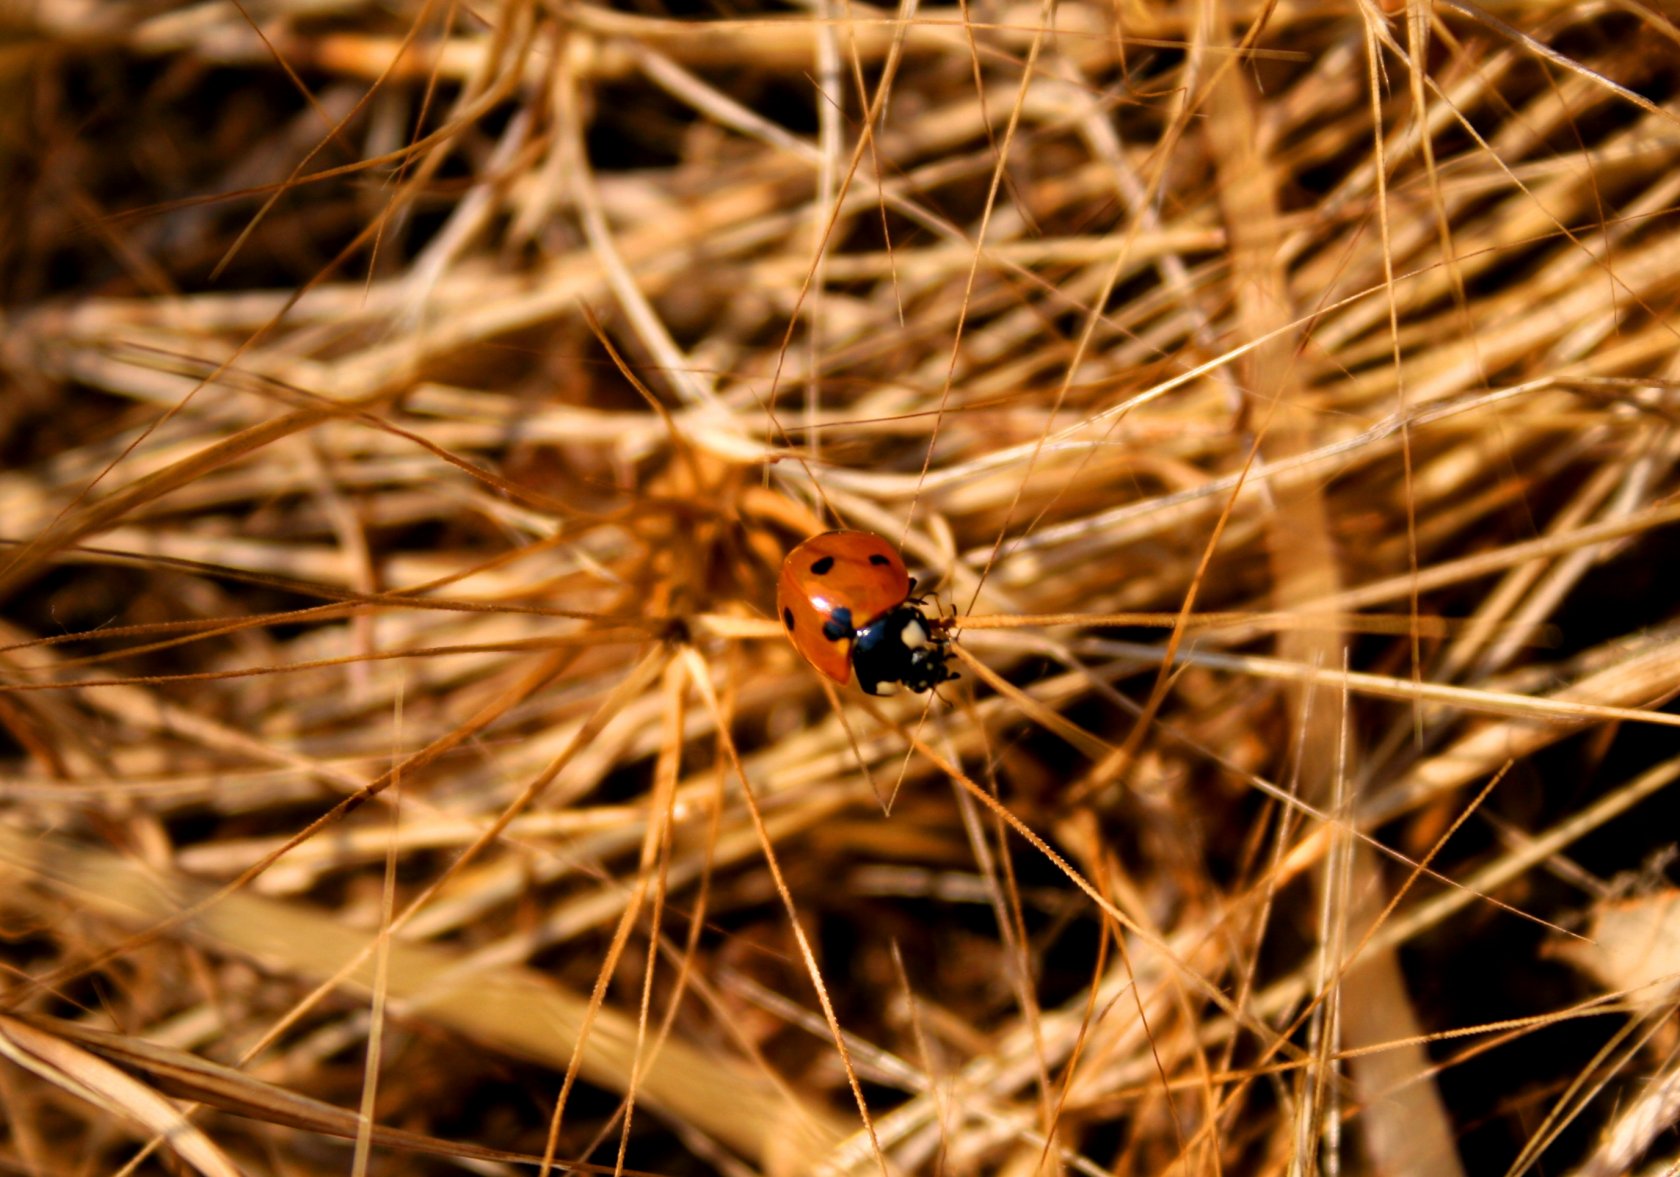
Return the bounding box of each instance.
[850,605,956,696]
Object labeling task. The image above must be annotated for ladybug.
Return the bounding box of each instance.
[776,530,956,696]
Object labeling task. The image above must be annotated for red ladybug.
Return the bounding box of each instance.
[776,530,955,696]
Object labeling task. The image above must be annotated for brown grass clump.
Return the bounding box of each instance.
[4,2,1680,1173]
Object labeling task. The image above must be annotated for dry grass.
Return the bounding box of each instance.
[3,1,1680,1173]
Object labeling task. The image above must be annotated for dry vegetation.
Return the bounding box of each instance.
[4,0,1680,1174]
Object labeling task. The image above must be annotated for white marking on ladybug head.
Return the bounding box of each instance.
[874,681,904,697]
[900,617,929,649]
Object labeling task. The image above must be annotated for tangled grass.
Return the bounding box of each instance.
[3,1,1680,1173]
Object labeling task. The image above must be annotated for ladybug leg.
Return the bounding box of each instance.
[932,673,962,707]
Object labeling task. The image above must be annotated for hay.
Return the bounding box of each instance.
[3,1,1680,1173]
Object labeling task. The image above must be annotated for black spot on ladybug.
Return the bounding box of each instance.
[782,607,795,631]
[810,555,835,575]
[822,606,854,642]
[869,554,890,566]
